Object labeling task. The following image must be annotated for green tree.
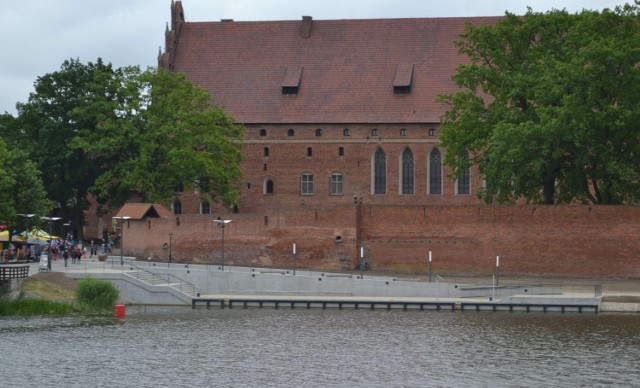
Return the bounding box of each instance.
[14,58,117,236]
[0,136,51,235]
[75,67,243,208]
[438,4,640,204]
[11,59,243,235]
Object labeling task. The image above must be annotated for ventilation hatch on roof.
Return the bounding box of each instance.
[282,66,303,95]
[393,64,414,94]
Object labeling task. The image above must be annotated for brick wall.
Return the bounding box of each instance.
[360,205,640,278]
[120,203,640,279]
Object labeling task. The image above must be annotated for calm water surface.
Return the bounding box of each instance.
[1,307,639,387]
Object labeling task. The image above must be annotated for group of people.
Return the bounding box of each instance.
[1,239,101,267]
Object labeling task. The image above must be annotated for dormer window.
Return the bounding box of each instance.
[282,66,303,95]
[393,64,414,94]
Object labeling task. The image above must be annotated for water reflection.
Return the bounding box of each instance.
[1,308,638,387]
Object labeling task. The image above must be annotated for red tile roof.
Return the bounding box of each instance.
[167,15,499,124]
[115,203,171,220]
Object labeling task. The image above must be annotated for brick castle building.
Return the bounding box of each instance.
[94,1,639,278]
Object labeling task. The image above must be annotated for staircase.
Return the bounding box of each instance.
[123,266,199,299]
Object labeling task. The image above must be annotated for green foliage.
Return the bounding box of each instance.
[0,133,51,227]
[75,68,243,208]
[439,3,640,204]
[0,297,73,316]
[9,59,243,223]
[75,278,119,310]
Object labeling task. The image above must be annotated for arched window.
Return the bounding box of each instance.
[260,129,267,137]
[288,129,295,137]
[338,147,344,156]
[200,201,210,214]
[315,128,322,137]
[429,148,442,195]
[343,128,351,136]
[401,148,414,195]
[301,173,314,195]
[172,199,182,215]
[263,147,269,157]
[373,148,386,194]
[331,172,343,195]
[371,128,379,136]
[400,128,408,136]
[307,147,313,157]
[457,150,471,195]
[264,178,274,195]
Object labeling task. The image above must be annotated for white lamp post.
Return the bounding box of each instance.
[214,219,232,271]
[40,216,61,271]
[113,216,131,265]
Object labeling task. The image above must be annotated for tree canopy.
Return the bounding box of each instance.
[9,59,243,237]
[438,3,640,204]
[0,129,51,231]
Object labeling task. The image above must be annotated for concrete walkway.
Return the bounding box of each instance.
[24,256,640,312]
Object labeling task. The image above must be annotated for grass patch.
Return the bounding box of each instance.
[75,278,119,311]
[0,296,74,316]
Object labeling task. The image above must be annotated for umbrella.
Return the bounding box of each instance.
[26,237,50,246]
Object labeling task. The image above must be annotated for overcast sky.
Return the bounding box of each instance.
[1,0,632,115]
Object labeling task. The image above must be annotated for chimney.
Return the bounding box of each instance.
[302,16,313,38]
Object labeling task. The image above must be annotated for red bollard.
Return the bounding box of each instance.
[114,304,126,319]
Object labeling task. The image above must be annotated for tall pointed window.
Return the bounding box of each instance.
[401,148,414,194]
[373,148,386,194]
[429,148,442,195]
[457,150,471,195]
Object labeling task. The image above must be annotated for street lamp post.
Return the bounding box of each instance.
[360,246,364,279]
[113,216,131,265]
[292,242,296,276]
[41,216,61,271]
[213,219,231,271]
[429,250,432,283]
[168,232,173,266]
[17,213,35,240]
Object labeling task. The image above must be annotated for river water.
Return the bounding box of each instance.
[1,307,639,387]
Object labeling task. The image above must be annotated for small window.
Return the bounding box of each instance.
[315,128,322,137]
[172,199,182,215]
[400,128,408,137]
[264,178,274,195]
[260,129,267,137]
[288,129,295,137]
[331,173,343,195]
[429,128,436,136]
[307,147,313,157]
[201,201,211,214]
[301,173,314,195]
[263,147,269,157]
[371,128,379,136]
[339,147,344,156]
[343,128,351,136]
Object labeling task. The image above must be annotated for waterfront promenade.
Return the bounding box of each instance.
[14,256,640,312]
